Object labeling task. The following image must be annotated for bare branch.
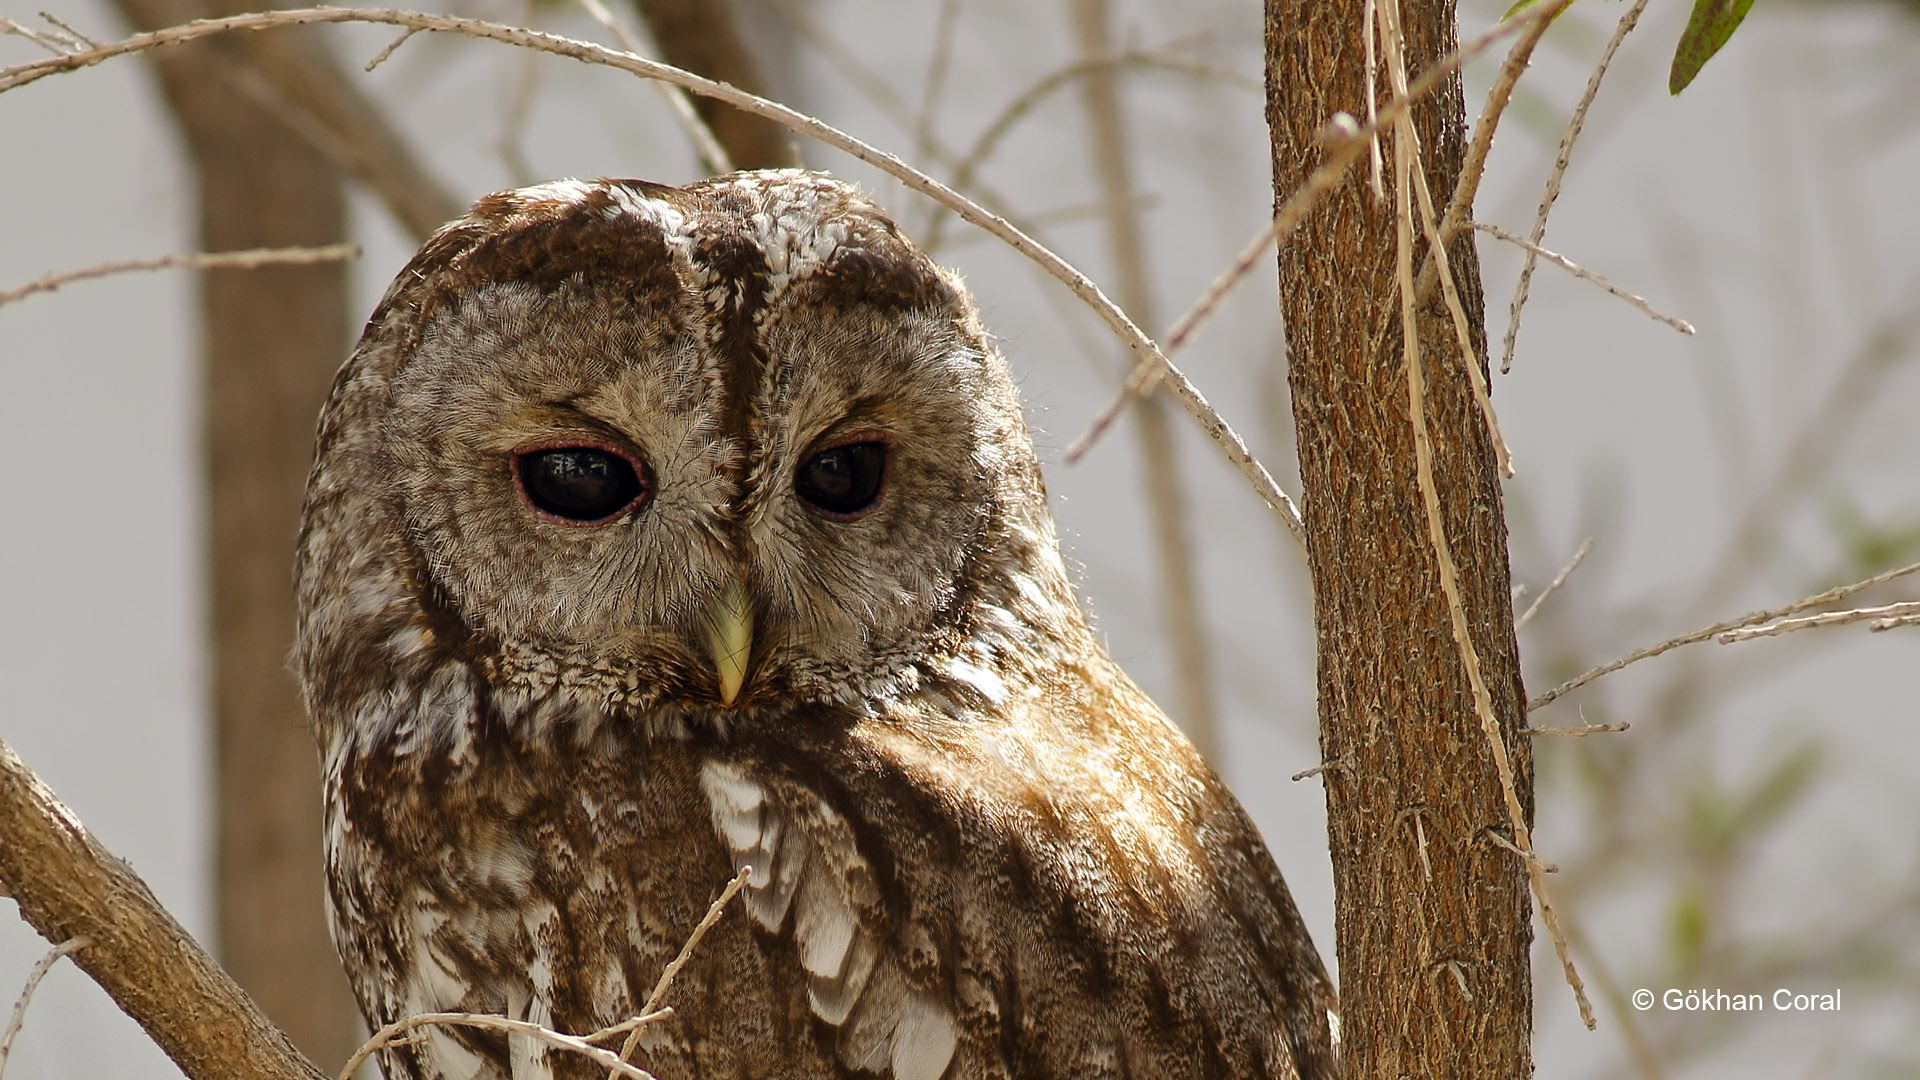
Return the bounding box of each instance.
[0,244,360,309]
[1529,559,1920,711]
[575,0,731,174]
[0,737,327,1080]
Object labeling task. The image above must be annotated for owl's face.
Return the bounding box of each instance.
[301,172,1062,723]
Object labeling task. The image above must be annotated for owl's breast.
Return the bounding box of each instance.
[322,709,843,1080]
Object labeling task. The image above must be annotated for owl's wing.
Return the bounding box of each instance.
[700,689,1337,1080]
[700,758,959,1080]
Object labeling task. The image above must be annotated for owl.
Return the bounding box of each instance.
[295,170,1337,1080]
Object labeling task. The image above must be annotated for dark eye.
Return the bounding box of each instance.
[795,441,887,518]
[515,447,646,522]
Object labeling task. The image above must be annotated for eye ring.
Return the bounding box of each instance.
[795,432,890,520]
[511,441,650,525]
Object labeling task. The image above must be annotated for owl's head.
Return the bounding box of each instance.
[296,171,1078,732]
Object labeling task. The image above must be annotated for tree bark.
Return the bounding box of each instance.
[108,0,361,1065]
[1265,1,1536,1076]
[0,738,328,1080]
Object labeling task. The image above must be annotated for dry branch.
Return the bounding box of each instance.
[0,737,327,1080]
[0,245,359,309]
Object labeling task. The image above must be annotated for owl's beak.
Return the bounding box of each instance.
[703,579,754,707]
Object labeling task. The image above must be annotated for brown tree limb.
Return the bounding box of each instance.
[0,738,328,1080]
[629,0,797,170]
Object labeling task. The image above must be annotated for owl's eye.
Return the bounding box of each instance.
[515,447,646,523]
[795,441,887,518]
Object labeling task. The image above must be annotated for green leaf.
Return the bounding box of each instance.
[1670,0,1757,95]
[1500,0,1573,23]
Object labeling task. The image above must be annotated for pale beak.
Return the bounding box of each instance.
[704,579,753,706]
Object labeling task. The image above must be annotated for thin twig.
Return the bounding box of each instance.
[1376,0,1591,1028]
[1476,222,1694,336]
[1530,559,1920,711]
[362,26,417,71]
[1501,0,1650,374]
[340,1010,671,1080]
[1516,536,1594,629]
[36,11,97,49]
[923,49,1253,252]
[0,244,360,309]
[0,15,70,55]
[1716,601,1920,643]
[1525,721,1630,737]
[611,866,751,1080]
[0,936,91,1079]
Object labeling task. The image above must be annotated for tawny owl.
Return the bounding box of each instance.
[296,170,1337,1080]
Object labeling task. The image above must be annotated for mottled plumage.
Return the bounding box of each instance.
[296,170,1337,1080]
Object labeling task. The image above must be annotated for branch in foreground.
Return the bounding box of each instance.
[0,244,360,309]
[0,737,325,1080]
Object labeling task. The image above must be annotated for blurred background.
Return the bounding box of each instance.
[2,0,1917,1076]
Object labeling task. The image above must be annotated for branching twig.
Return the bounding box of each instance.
[609,866,751,1079]
[572,0,730,174]
[0,936,92,1079]
[1500,0,1650,374]
[1529,559,1920,711]
[0,244,360,310]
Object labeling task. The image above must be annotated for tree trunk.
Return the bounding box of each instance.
[112,0,361,1065]
[1264,1,1536,1076]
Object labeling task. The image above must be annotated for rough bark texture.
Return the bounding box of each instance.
[1264,0,1536,1076]
[0,739,329,1080]
[109,0,361,1065]
[631,0,799,170]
